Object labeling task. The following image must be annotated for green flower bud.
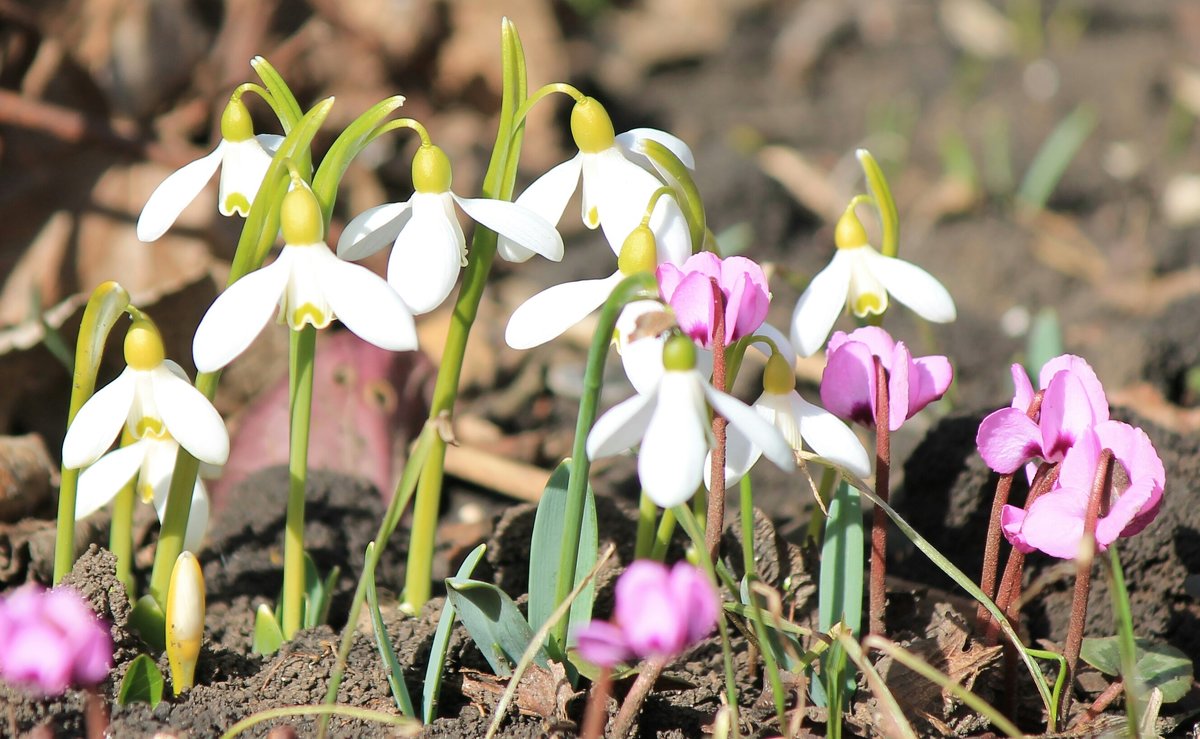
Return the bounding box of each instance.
[618,225,658,275]
[762,352,796,395]
[662,334,697,371]
[280,185,324,245]
[834,204,869,250]
[220,97,255,142]
[570,97,616,154]
[412,144,453,194]
[124,318,164,371]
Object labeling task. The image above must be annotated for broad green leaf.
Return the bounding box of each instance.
[302,552,339,630]
[528,460,598,655]
[424,543,487,723]
[364,543,414,717]
[118,654,164,707]
[128,594,165,652]
[1081,637,1194,703]
[814,478,863,710]
[446,578,546,677]
[252,603,284,656]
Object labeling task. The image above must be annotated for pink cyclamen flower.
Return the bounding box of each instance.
[657,253,770,349]
[1001,420,1164,559]
[0,585,113,695]
[976,355,1109,475]
[575,561,719,667]
[819,327,953,432]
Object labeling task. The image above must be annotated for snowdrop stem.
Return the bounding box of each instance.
[651,507,677,562]
[369,117,432,147]
[282,324,317,639]
[738,475,756,577]
[705,279,730,559]
[110,428,138,597]
[641,186,676,223]
[635,489,658,559]
[54,281,131,583]
[868,357,890,637]
[513,83,584,127]
[579,666,612,739]
[1061,448,1115,722]
[550,272,658,647]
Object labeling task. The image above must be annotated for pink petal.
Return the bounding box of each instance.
[5,624,73,694]
[1037,355,1109,422]
[669,563,719,645]
[1010,364,1035,410]
[656,262,686,302]
[1018,489,1089,559]
[886,342,912,431]
[575,621,634,667]
[1039,371,1100,462]
[910,354,953,414]
[724,271,770,341]
[1000,504,1035,553]
[829,326,895,363]
[679,251,722,282]
[615,561,686,656]
[666,271,717,346]
[976,408,1043,474]
[821,341,877,427]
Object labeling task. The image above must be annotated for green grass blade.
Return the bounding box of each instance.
[422,543,487,723]
[1016,104,1097,211]
[364,542,415,718]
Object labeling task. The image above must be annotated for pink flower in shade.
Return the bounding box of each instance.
[0,585,113,695]
[976,355,1109,475]
[656,253,770,349]
[1001,420,1164,559]
[575,561,719,668]
[818,327,953,432]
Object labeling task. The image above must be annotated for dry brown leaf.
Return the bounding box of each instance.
[756,145,844,223]
[513,661,576,721]
[601,0,734,93]
[0,210,73,327]
[0,435,57,523]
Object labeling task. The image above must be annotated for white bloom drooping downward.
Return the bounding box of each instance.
[790,204,956,357]
[587,335,795,508]
[137,96,283,242]
[192,182,418,373]
[338,144,565,315]
[62,320,228,551]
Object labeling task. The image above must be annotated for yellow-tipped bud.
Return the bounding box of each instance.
[412,144,453,194]
[166,551,205,696]
[280,185,324,245]
[618,225,658,275]
[570,97,616,154]
[662,334,697,371]
[220,97,255,142]
[124,318,165,371]
[834,204,869,250]
[762,352,796,395]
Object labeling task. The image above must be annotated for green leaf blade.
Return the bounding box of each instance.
[118,654,164,708]
[446,578,545,677]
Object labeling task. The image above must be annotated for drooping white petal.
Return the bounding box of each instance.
[150,364,229,466]
[254,133,284,155]
[386,193,463,315]
[137,143,226,242]
[337,201,413,261]
[621,335,667,396]
[217,138,273,216]
[193,253,292,373]
[647,191,691,267]
[74,442,148,518]
[861,249,957,323]
[62,369,137,468]
[147,441,210,552]
[504,272,623,350]
[639,372,711,508]
[616,128,696,170]
[586,390,658,460]
[703,422,760,491]
[790,250,853,357]
[317,245,418,351]
[454,194,564,262]
[790,393,871,478]
[590,149,672,256]
[498,156,583,262]
[705,385,795,472]
[282,246,335,330]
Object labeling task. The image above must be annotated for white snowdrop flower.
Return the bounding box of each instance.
[790,204,956,357]
[192,182,417,373]
[587,335,794,508]
[338,144,564,315]
[496,96,691,265]
[137,96,283,242]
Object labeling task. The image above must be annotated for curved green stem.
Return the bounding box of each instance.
[110,428,137,596]
[551,272,659,648]
[282,325,316,638]
[403,19,527,612]
[1026,647,1068,724]
[368,117,433,148]
[513,83,585,127]
[639,139,706,252]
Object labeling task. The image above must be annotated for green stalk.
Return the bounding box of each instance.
[110,428,138,596]
[550,273,658,647]
[282,325,316,638]
[1108,544,1143,732]
[738,475,755,576]
[651,507,677,561]
[403,19,527,612]
[635,489,657,559]
[54,281,131,583]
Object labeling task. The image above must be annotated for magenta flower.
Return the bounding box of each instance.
[657,253,770,349]
[1001,420,1164,559]
[0,585,113,695]
[976,355,1109,475]
[819,327,952,432]
[575,561,719,667]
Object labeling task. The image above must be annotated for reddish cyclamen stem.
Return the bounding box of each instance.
[580,667,612,739]
[611,656,667,737]
[1060,448,1115,722]
[869,356,891,637]
[705,278,728,559]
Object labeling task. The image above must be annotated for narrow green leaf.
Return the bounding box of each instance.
[311,95,406,227]
[423,543,487,723]
[528,460,598,655]
[364,543,415,717]
[251,56,303,132]
[128,594,165,652]
[1017,104,1097,211]
[300,553,338,630]
[118,654,164,707]
[446,578,545,677]
[814,478,863,709]
[857,149,899,257]
[640,139,706,252]
[252,603,284,656]
[1024,308,1063,383]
